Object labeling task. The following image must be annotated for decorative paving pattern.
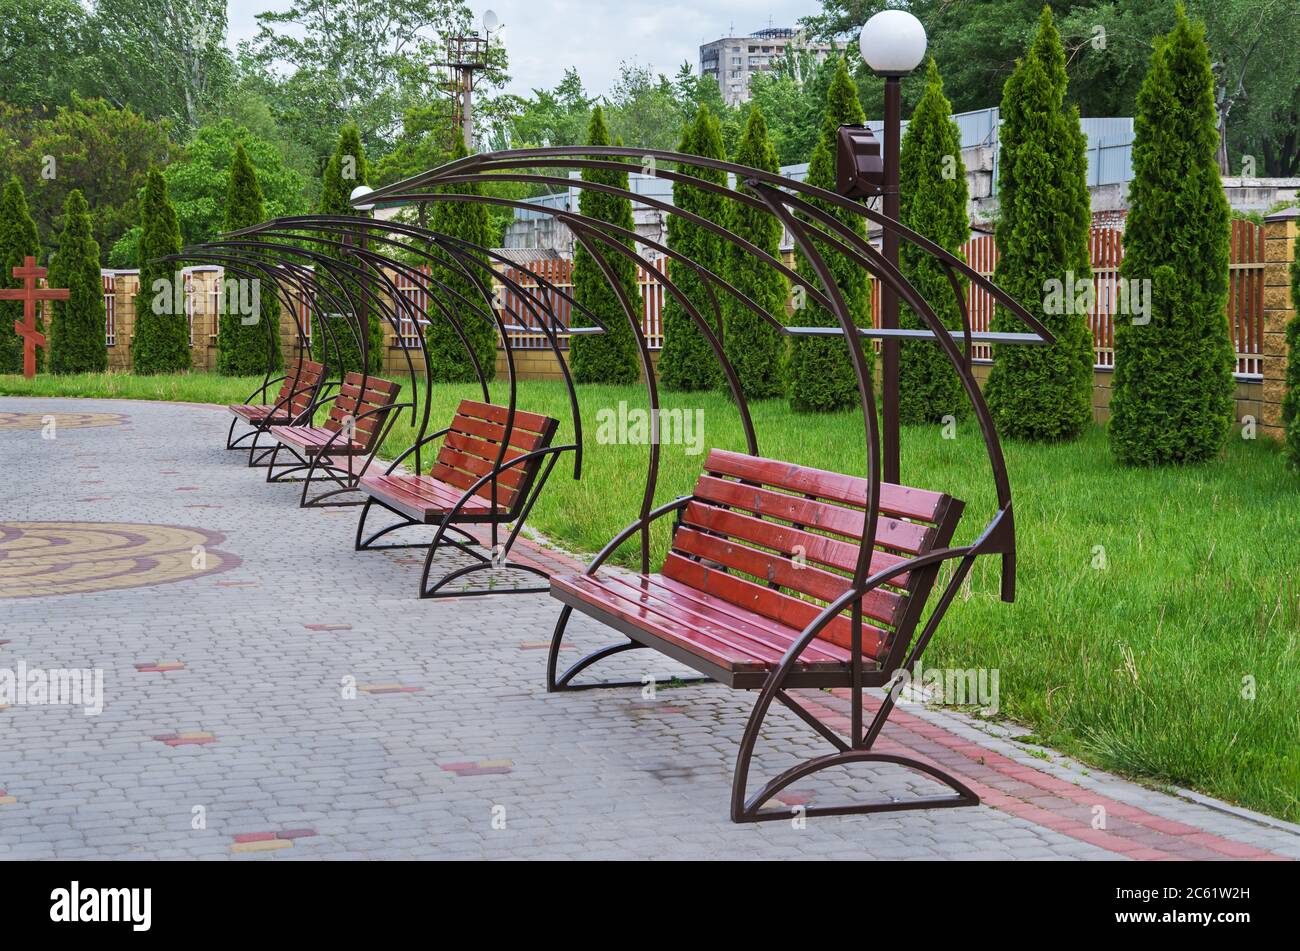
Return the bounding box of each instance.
[0,411,128,431]
[0,522,239,598]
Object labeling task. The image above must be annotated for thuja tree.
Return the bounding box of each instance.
[0,176,40,373]
[217,142,282,375]
[427,138,496,383]
[659,106,725,391]
[130,168,189,374]
[313,125,382,375]
[723,106,787,400]
[570,107,641,385]
[897,59,969,424]
[1285,226,1300,469]
[787,56,871,413]
[1109,7,1234,466]
[984,7,1094,441]
[47,189,108,374]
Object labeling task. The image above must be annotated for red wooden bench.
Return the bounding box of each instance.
[548,448,983,822]
[264,371,406,507]
[225,357,328,458]
[355,399,569,598]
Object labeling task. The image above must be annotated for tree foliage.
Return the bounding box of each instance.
[570,107,642,385]
[311,125,383,375]
[807,0,1299,176]
[897,60,970,424]
[723,107,788,400]
[1285,225,1300,470]
[0,97,174,264]
[130,168,189,374]
[1109,7,1235,465]
[659,107,726,392]
[984,7,1094,442]
[46,189,108,374]
[163,119,307,248]
[0,176,41,373]
[242,0,498,161]
[216,142,282,375]
[787,55,871,413]
[427,139,497,383]
[87,0,232,132]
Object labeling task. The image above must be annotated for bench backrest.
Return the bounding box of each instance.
[281,358,327,422]
[323,372,402,451]
[431,400,559,516]
[666,449,964,665]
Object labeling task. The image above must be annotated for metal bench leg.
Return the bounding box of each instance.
[545,606,711,692]
[226,417,258,450]
[730,687,979,823]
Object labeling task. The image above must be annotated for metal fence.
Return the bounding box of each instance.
[899,223,1266,378]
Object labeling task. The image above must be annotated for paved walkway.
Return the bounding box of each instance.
[1,397,1296,860]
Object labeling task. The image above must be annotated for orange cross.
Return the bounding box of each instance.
[0,256,69,378]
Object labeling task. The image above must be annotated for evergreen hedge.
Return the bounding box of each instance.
[46,189,108,374]
[217,142,282,376]
[1108,7,1235,465]
[312,125,383,375]
[0,176,40,374]
[1281,223,1300,469]
[722,107,787,400]
[658,107,725,392]
[427,139,497,383]
[787,56,872,413]
[130,168,190,374]
[570,108,642,385]
[897,60,969,424]
[984,7,1094,441]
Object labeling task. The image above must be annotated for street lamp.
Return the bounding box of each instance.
[348,186,375,363]
[350,185,376,212]
[859,9,926,485]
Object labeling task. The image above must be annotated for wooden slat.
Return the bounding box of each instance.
[435,444,528,488]
[680,500,911,585]
[672,526,904,627]
[456,399,554,436]
[661,553,890,659]
[693,474,933,554]
[703,449,947,523]
[450,412,546,451]
[442,429,530,467]
[554,573,857,672]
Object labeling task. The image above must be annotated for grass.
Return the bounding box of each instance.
[5,370,1299,822]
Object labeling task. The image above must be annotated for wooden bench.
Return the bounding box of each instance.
[264,372,405,507]
[355,399,568,598]
[225,357,328,456]
[547,448,983,822]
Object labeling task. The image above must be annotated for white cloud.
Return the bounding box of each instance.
[224,0,832,98]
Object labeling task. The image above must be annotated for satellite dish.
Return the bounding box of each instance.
[483,10,500,33]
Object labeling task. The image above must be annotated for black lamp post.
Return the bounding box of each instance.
[858,9,927,485]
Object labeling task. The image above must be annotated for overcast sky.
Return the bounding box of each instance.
[225,0,832,98]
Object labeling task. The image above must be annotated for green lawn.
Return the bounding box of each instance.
[5,370,1299,822]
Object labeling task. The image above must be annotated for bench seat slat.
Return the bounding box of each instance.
[268,425,364,455]
[553,574,855,673]
[662,553,890,659]
[360,473,501,521]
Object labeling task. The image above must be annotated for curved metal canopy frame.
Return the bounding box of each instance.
[348,146,1057,822]
[360,146,1053,601]
[157,250,326,457]
[168,143,1059,821]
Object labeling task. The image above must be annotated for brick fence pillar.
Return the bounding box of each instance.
[1260,208,1298,441]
